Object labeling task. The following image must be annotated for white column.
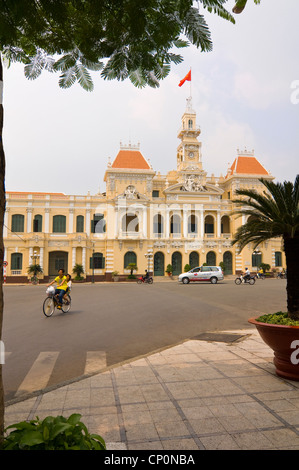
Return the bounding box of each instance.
[165,209,170,238]
[27,208,32,233]
[183,207,188,238]
[40,247,44,270]
[86,210,91,236]
[45,209,50,233]
[72,247,76,268]
[199,210,204,239]
[82,247,86,274]
[217,212,221,238]
[69,209,74,234]
[142,207,147,237]
[29,247,33,264]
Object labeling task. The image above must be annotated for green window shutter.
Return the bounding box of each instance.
[11,253,23,270]
[12,214,24,232]
[275,251,282,267]
[91,214,106,233]
[33,214,42,232]
[53,215,66,233]
[90,253,105,269]
[76,215,84,233]
[124,251,137,268]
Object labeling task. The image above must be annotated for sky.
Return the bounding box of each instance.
[2,0,299,196]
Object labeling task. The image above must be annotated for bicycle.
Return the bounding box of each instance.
[43,287,71,317]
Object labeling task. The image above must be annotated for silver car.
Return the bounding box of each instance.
[178,266,224,284]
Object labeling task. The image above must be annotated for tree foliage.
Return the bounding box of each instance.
[0,0,235,90]
[232,176,299,317]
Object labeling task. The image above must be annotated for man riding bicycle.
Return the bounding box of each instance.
[47,268,68,309]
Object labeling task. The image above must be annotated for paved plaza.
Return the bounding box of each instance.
[5,327,299,450]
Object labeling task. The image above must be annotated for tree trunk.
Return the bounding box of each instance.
[284,235,299,319]
[0,53,6,442]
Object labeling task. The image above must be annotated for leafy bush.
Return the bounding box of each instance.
[165,264,173,273]
[184,264,191,272]
[256,312,299,327]
[1,414,106,450]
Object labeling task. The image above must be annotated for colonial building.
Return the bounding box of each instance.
[4,98,285,282]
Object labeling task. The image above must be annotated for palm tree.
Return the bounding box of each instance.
[231,176,299,319]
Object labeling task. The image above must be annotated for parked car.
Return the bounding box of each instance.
[178,266,224,284]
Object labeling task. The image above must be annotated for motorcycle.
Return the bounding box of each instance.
[255,272,265,280]
[235,275,255,285]
[137,276,153,284]
[277,272,286,279]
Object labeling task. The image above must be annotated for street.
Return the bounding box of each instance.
[2,278,287,402]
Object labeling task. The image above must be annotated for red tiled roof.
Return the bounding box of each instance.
[226,156,269,177]
[112,150,150,170]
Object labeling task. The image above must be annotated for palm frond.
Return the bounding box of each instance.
[75,63,94,91]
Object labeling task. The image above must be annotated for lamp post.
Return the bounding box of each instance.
[144,252,153,275]
[91,241,95,284]
[31,250,40,284]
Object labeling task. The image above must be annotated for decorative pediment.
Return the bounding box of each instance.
[114,185,150,202]
[164,177,223,195]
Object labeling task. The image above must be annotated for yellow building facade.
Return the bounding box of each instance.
[4,98,285,282]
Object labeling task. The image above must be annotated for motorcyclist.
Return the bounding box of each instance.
[143,269,150,282]
[243,267,251,282]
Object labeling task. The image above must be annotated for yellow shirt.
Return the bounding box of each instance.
[55,275,68,291]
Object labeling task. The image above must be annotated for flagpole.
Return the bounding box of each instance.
[190,67,192,99]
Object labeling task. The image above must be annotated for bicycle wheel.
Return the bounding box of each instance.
[62,295,71,313]
[43,297,55,317]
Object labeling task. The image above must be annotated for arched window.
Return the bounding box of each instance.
[221,216,230,234]
[122,213,139,232]
[12,214,24,232]
[90,252,105,269]
[204,215,214,234]
[53,215,66,233]
[124,251,137,269]
[76,215,84,233]
[188,119,193,129]
[252,252,262,268]
[275,251,282,267]
[206,251,216,265]
[153,214,163,234]
[172,252,182,275]
[188,214,197,234]
[11,252,23,270]
[170,214,181,234]
[189,251,199,268]
[33,214,42,232]
[91,214,106,233]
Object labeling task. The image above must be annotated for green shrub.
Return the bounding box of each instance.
[184,264,191,272]
[256,312,299,327]
[1,414,106,450]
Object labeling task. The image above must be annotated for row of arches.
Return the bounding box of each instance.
[153,251,233,276]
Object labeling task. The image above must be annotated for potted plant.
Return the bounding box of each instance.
[27,264,43,285]
[184,264,191,272]
[72,263,84,281]
[111,271,119,282]
[232,175,299,381]
[126,263,138,279]
[165,264,173,277]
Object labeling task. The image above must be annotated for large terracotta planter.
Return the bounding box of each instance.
[248,317,299,381]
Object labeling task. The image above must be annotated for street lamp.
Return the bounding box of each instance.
[144,252,153,274]
[91,242,95,284]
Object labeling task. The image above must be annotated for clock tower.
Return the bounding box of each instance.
[177,97,203,173]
